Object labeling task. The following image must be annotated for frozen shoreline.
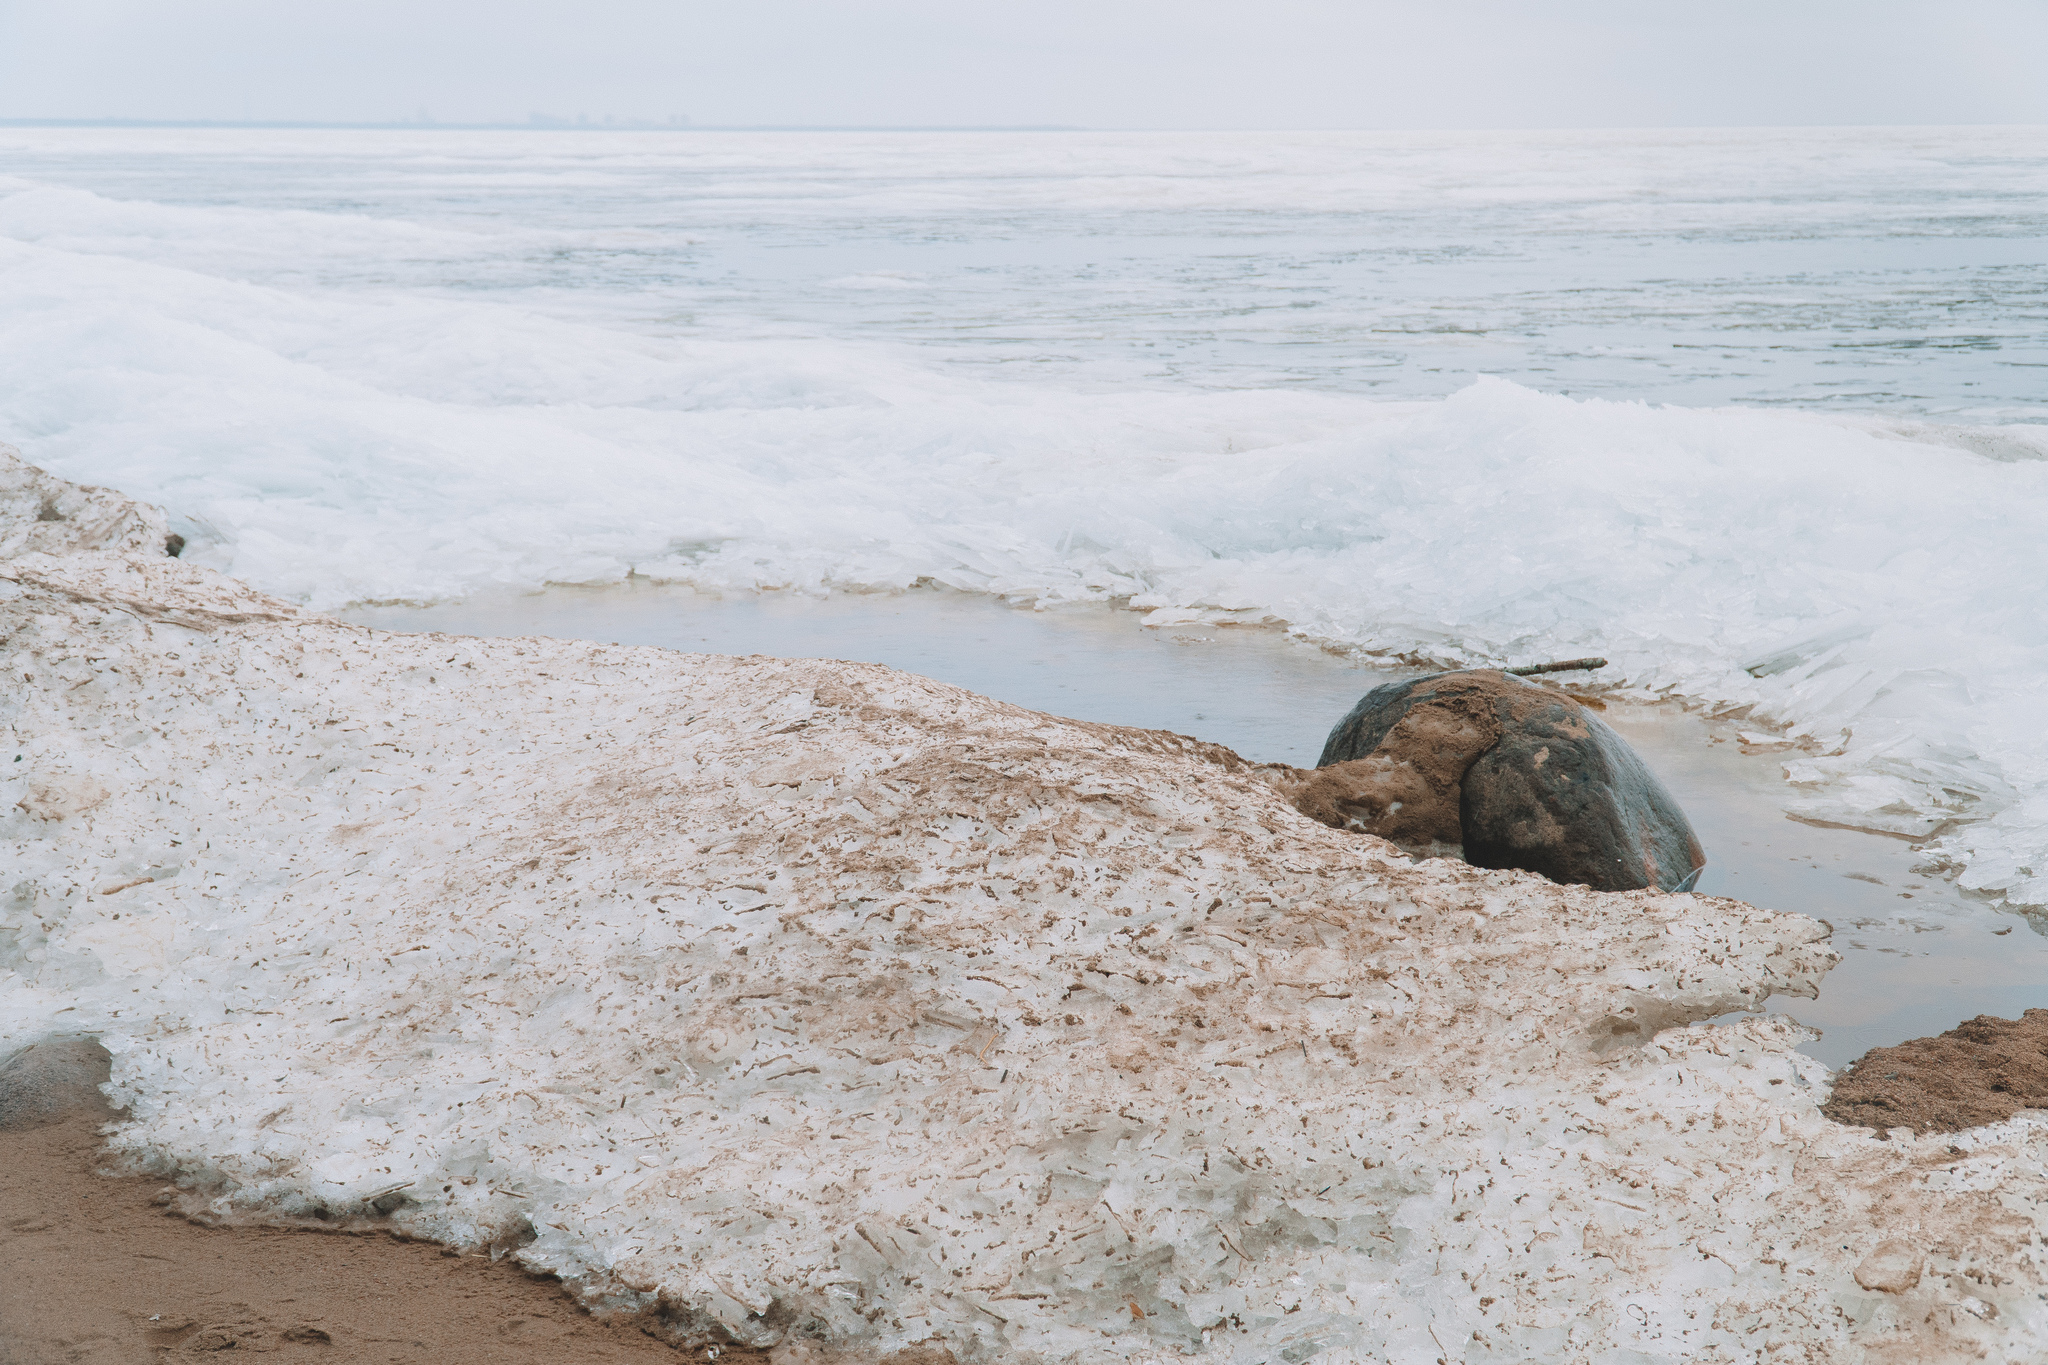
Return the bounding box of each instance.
[8,126,2048,923]
[346,580,2048,1070]
[11,452,2048,1360]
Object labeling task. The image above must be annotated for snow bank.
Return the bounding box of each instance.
[8,451,2048,1362]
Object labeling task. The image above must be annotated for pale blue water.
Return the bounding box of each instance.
[5,125,2048,413]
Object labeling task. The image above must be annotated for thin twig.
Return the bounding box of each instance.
[1504,657,1608,676]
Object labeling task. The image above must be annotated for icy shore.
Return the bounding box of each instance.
[9,128,2048,917]
[6,449,2048,1363]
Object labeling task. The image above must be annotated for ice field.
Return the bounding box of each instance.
[4,125,2047,916]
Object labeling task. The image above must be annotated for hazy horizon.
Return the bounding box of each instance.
[6,116,2048,134]
[4,0,2046,132]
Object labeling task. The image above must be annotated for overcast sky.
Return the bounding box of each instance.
[3,0,2045,129]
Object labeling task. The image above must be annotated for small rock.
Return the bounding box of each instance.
[1853,1240,1923,1293]
[0,1036,117,1131]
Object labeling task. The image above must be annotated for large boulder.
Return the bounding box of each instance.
[1294,669,1705,892]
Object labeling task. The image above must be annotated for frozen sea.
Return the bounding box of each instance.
[5,123,2048,958]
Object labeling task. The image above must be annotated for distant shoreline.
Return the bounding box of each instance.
[0,118,1088,133]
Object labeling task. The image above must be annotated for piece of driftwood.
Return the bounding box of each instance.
[1504,657,1608,676]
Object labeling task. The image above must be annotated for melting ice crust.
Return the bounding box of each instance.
[9,454,2048,1361]
[4,162,2048,912]
[5,173,2048,913]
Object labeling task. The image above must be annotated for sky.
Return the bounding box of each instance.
[2,0,2045,130]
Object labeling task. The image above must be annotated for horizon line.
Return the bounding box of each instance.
[0,117,1090,133]
[3,117,2044,136]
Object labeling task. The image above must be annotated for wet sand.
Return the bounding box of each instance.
[1,1113,724,1365]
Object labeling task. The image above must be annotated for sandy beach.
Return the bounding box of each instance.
[3,1109,723,1364]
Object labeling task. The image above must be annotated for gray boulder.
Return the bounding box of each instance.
[0,1035,118,1131]
[1294,669,1704,893]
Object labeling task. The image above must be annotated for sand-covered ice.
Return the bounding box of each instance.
[9,452,2048,1361]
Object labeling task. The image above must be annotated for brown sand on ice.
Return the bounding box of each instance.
[1823,1008,2048,1136]
[0,1108,743,1365]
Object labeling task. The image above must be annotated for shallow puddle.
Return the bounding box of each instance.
[341,583,2047,1069]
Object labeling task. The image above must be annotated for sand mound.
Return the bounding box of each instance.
[1826,1009,2048,1136]
[8,444,2048,1362]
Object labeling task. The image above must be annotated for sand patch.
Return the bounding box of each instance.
[1826,1008,2048,1136]
[0,1112,738,1365]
